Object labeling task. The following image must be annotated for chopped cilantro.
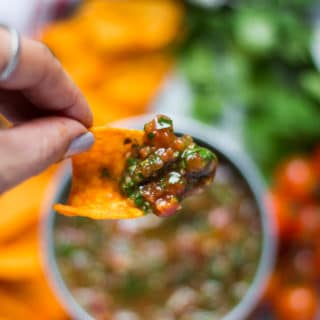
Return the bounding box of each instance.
[181,147,196,160]
[132,193,144,207]
[120,176,135,195]
[127,157,137,166]
[156,116,173,129]
[130,191,150,213]
[199,148,215,161]
[158,116,172,125]
[182,146,214,161]
[173,151,180,158]
[159,178,167,190]
[120,115,217,217]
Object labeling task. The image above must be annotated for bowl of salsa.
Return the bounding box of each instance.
[41,114,276,320]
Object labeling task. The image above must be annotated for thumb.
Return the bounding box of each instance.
[0,117,94,193]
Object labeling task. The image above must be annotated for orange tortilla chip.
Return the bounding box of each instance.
[5,272,68,319]
[0,289,41,319]
[0,166,56,243]
[54,127,145,219]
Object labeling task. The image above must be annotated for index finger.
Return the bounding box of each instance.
[0,31,92,127]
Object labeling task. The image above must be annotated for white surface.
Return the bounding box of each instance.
[151,71,193,116]
[0,0,54,34]
[188,0,226,7]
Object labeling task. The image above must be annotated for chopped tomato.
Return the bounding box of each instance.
[121,115,217,217]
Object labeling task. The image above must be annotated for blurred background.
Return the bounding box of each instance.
[1,0,320,319]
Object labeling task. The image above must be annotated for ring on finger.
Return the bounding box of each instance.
[0,24,21,81]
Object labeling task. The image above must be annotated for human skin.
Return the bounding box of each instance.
[0,27,94,193]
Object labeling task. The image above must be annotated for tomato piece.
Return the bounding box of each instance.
[276,157,317,201]
[265,191,300,239]
[154,195,180,217]
[274,285,318,320]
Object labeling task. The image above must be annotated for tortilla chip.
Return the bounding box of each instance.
[54,127,145,219]
[0,227,41,280]
[73,0,184,54]
[4,272,68,320]
[0,166,56,243]
[0,289,41,319]
[99,54,172,108]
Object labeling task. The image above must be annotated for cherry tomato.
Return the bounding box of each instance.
[274,285,318,320]
[313,242,320,275]
[263,271,280,301]
[265,191,300,239]
[312,145,320,177]
[276,157,317,201]
[297,205,320,240]
[292,247,318,281]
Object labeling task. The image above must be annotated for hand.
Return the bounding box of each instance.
[0,27,94,193]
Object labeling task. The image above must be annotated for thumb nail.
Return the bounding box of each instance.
[63,132,94,159]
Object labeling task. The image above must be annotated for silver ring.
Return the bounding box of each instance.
[0,24,20,81]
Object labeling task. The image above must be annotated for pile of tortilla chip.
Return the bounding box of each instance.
[0,168,68,319]
[42,0,184,126]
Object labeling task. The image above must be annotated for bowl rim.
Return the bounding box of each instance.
[40,114,277,320]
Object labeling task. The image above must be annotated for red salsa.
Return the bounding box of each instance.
[120,115,218,217]
[55,161,262,320]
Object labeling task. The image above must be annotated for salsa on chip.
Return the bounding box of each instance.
[54,115,218,219]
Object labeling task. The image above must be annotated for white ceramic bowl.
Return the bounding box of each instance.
[41,114,277,320]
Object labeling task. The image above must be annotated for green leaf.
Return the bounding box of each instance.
[180,44,215,86]
[233,8,278,56]
[300,71,320,102]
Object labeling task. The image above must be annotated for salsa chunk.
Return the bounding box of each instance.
[120,115,218,217]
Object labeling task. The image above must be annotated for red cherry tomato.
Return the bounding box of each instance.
[297,205,320,240]
[263,271,280,301]
[313,242,320,273]
[276,157,317,201]
[312,146,320,177]
[274,285,318,320]
[266,191,300,239]
[292,247,318,281]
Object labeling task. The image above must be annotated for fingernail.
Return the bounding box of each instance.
[63,132,94,159]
